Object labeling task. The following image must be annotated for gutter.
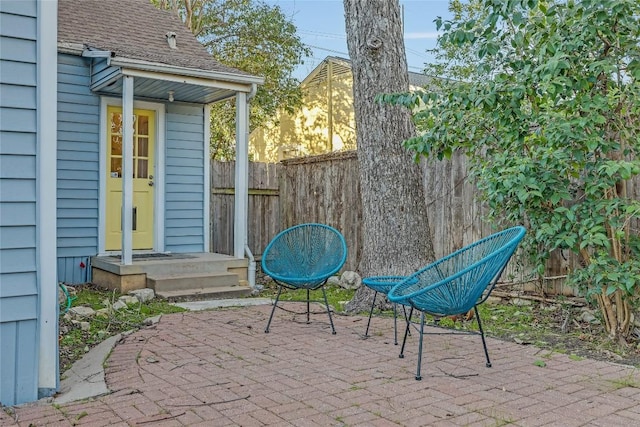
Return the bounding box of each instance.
[108,57,264,86]
[248,83,258,100]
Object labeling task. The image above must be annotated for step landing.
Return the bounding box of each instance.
[91,253,250,300]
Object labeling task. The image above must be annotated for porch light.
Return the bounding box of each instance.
[168,90,175,102]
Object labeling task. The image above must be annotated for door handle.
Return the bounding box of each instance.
[148,181,154,186]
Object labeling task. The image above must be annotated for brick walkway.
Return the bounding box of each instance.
[3,303,640,426]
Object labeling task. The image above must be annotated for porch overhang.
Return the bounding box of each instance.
[93,57,263,104]
[58,43,265,104]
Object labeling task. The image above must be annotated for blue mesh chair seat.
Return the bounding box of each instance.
[362,276,414,345]
[263,223,348,334]
[388,226,526,380]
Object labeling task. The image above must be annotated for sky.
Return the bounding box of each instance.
[264,0,453,80]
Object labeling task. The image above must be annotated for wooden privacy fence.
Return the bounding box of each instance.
[210,161,280,258]
[211,150,640,295]
[210,152,361,271]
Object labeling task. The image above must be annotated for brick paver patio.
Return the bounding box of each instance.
[2,303,640,426]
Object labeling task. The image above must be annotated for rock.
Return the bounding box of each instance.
[143,315,162,326]
[70,306,96,318]
[129,288,155,303]
[80,322,90,331]
[112,300,127,311]
[327,276,341,286]
[485,296,502,305]
[119,295,139,306]
[340,271,362,290]
[511,298,533,306]
[58,284,67,305]
[579,310,597,323]
[95,308,110,317]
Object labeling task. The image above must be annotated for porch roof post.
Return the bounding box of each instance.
[234,91,249,259]
[121,76,134,265]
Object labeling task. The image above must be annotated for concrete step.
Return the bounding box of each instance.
[155,285,252,302]
[92,253,248,278]
[147,272,240,293]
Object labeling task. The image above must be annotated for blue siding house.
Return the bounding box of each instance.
[1,0,262,406]
[1,0,58,406]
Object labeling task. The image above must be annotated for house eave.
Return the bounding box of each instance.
[108,57,264,88]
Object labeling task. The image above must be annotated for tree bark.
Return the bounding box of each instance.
[343,0,435,313]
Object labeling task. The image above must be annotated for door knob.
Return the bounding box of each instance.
[148,181,154,186]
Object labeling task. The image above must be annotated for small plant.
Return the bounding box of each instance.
[609,373,640,390]
[533,360,547,368]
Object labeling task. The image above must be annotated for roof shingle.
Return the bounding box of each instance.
[58,0,251,76]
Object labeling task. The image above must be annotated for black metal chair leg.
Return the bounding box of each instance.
[393,303,398,345]
[416,311,425,380]
[364,291,379,338]
[475,306,492,367]
[306,289,311,324]
[399,307,413,359]
[322,286,337,334]
[402,305,411,337]
[265,285,283,333]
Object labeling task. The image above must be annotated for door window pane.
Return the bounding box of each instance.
[110,158,122,177]
[137,137,148,157]
[111,136,122,156]
[110,112,122,134]
[137,159,148,178]
[137,115,149,135]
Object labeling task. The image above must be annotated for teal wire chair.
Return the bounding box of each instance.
[388,226,526,380]
[263,223,348,334]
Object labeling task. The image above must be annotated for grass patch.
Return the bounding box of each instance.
[609,374,640,390]
[260,281,356,312]
[59,284,185,373]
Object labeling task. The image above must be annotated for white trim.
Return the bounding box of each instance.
[203,104,211,253]
[37,0,59,393]
[121,76,135,265]
[98,97,166,255]
[120,68,253,93]
[234,92,249,258]
[110,57,264,85]
[98,97,108,254]
[154,104,166,252]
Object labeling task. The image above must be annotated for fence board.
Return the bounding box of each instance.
[210,161,280,257]
[212,150,640,295]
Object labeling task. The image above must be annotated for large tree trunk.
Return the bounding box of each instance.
[343,0,435,313]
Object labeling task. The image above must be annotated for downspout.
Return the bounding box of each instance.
[245,83,258,290]
[245,245,257,291]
